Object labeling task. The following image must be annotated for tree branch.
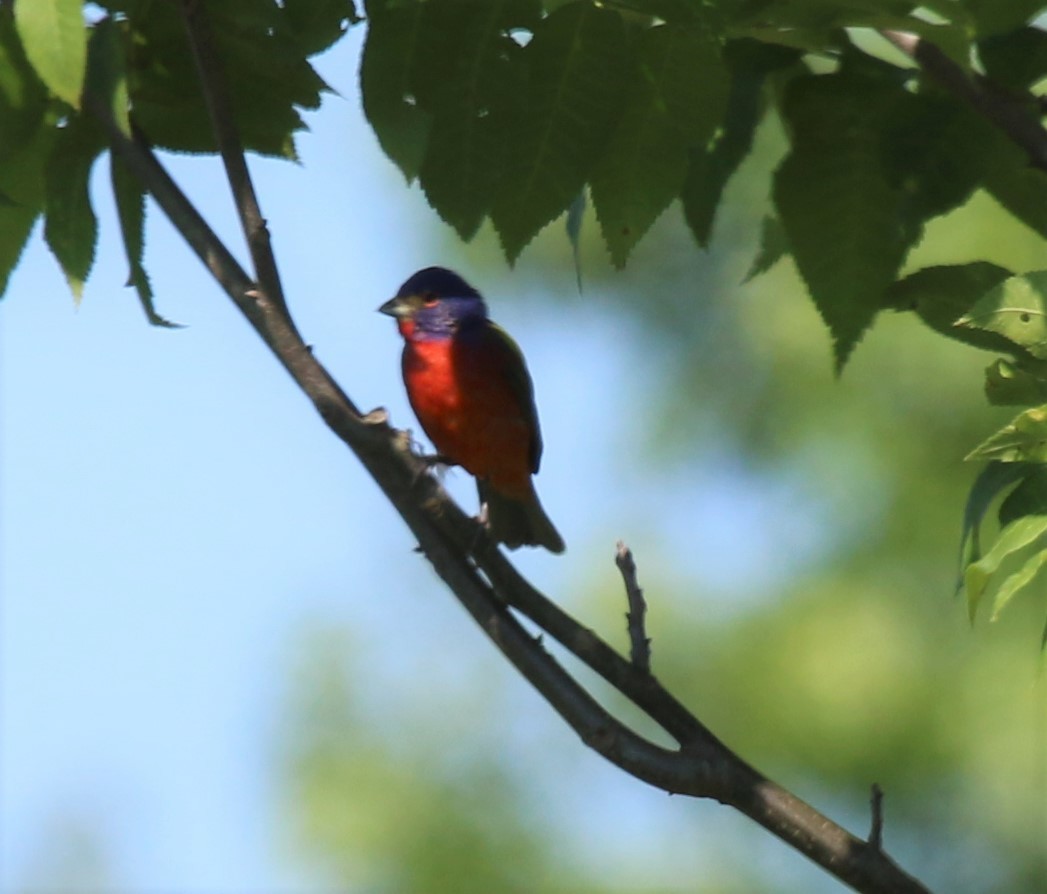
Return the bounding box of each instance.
[880,29,1047,172]
[179,0,293,319]
[83,32,935,894]
[615,541,651,672]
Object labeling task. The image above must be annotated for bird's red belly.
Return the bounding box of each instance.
[403,339,531,496]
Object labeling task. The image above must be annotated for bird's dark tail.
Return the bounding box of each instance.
[478,481,565,554]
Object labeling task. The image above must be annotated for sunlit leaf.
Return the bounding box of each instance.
[956,272,1047,360]
[966,404,1047,463]
[990,545,1047,620]
[0,11,48,161]
[14,0,86,108]
[964,514,1047,621]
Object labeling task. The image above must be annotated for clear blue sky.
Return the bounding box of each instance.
[1,27,833,893]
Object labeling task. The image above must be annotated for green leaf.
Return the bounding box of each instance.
[0,125,50,298]
[639,24,729,147]
[984,358,1047,407]
[773,72,912,370]
[884,262,1015,353]
[590,24,727,267]
[999,466,1047,527]
[880,94,997,225]
[417,0,540,239]
[283,0,360,55]
[966,404,1047,463]
[744,215,788,282]
[0,10,49,161]
[360,0,431,180]
[566,190,585,293]
[43,115,105,300]
[125,2,323,158]
[978,26,1047,90]
[682,38,799,248]
[956,272,1047,360]
[957,461,1031,579]
[982,137,1047,241]
[14,0,86,108]
[85,16,130,137]
[962,0,1047,37]
[110,154,180,327]
[491,1,631,263]
[990,545,1047,621]
[964,514,1047,621]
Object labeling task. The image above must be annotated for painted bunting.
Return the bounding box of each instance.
[379,267,565,554]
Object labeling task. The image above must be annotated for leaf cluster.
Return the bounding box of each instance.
[359,0,1047,641]
[0,0,357,319]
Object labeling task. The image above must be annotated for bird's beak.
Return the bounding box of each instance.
[378,296,406,317]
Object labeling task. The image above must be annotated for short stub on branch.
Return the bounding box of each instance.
[615,541,651,673]
[869,782,885,851]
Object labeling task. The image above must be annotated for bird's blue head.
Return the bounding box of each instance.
[379,267,488,340]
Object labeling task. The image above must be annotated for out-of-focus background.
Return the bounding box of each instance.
[3,26,1045,894]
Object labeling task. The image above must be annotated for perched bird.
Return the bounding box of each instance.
[379,267,565,554]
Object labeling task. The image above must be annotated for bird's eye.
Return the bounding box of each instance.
[422,292,438,307]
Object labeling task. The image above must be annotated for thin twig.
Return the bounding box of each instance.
[615,541,651,673]
[880,29,1047,172]
[870,783,885,851]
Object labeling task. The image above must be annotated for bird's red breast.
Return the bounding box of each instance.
[401,328,536,500]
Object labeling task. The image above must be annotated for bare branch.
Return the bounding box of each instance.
[179,0,293,320]
[615,541,651,672]
[880,29,1047,172]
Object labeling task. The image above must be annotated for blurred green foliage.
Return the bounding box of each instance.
[278,113,1047,892]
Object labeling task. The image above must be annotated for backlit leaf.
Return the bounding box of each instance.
[591,24,727,267]
[683,39,799,248]
[417,0,540,239]
[44,116,104,300]
[0,126,50,298]
[360,0,431,180]
[956,272,1047,360]
[14,0,86,108]
[111,154,179,327]
[773,71,911,370]
[491,2,630,263]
